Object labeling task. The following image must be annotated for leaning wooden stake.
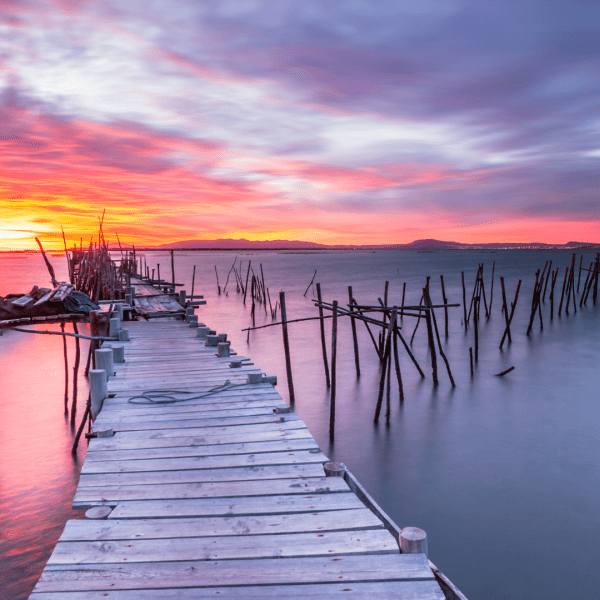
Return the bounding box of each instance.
[499,280,521,349]
[348,286,360,377]
[279,291,295,405]
[489,261,495,313]
[316,283,331,388]
[35,237,59,287]
[170,250,175,287]
[423,293,439,386]
[440,275,449,338]
[500,277,511,344]
[329,300,338,440]
[424,288,455,387]
[392,322,404,402]
[461,271,468,330]
[374,307,397,422]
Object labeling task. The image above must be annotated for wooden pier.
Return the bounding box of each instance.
[29,289,458,598]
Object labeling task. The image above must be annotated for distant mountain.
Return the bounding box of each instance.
[154,239,328,250]
[103,238,598,251]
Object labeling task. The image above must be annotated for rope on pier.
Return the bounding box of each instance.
[127,380,263,405]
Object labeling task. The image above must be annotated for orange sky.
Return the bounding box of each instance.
[1,1,599,250]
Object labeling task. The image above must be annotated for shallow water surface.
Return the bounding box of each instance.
[1,249,599,599]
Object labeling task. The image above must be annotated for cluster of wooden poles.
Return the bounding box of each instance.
[216,257,280,322]
[240,252,599,440]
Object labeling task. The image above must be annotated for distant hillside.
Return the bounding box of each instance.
[103,238,599,251]
[156,239,327,250]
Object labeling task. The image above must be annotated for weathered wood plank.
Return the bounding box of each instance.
[34,554,435,592]
[30,580,446,599]
[78,463,326,487]
[48,529,398,564]
[108,492,366,519]
[73,476,350,506]
[85,437,318,462]
[90,421,308,447]
[97,414,303,433]
[93,406,279,428]
[60,509,384,541]
[80,450,327,475]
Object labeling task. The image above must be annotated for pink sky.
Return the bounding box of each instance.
[1,1,599,249]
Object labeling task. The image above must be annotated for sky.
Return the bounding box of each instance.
[1,0,599,249]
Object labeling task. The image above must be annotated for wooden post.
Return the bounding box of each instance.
[473,299,479,363]
[423,295,438,385]
[316,283,331,387]
[70,322,81,427]
[558,267,568,316]
[157,264,160,284]
[401,282,406,320]
[543,260,552,302]
[440,275,448,338]
[500,277,511,343]
[374,307,397,422]
[424,287,455,387]
[89,369,107,419]
[191,265,196,299]
[392,322,404,402]
[61,322,69,415]
[329,300,338,440]
[489,261,495,312]
[243,261,251,303]
[469,347,474,377]
[348,286,360,377]
[279,291,295,405]
[400,527,428,557]
[170,250,175,287]
[577,255,583,293]
[461,271,468,330]
[500,280,521,349]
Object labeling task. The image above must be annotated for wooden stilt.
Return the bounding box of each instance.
[279,291,295,405]
[329,300,338,440]
[316,283,331,388]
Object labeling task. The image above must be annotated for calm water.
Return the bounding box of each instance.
[1,249,599,599]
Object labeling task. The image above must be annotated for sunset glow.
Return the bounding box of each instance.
[1,1,599,249]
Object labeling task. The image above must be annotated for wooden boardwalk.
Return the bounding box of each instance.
[30,317,449,599]
[130,277,186,319]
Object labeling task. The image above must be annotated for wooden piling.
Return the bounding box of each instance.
[374,307,397,422]
[348,286,361,377]
[461,271,467,330]
[70,322,81,427]
[61,322,69,415]
[191,265,196,299]
[170,250,175,287]
[329,300,338,440]
[424,287,455,387]
[489,261,495,313]
[440,275,449,338]
[469,347,474,377]
[577,255,583,293]
[500,280,521,349]
[316,283,331,388]
[500,277,511,344]
[401,282,406,320]
[243,261,251,303]
[392,322,404,402]
[423,292,439,385]
[542,260,552,302]
[279,291,295,405]
[558,267,568,316]
[473,298,479,363]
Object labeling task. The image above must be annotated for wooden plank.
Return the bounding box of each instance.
[78,463,326,487]
[93,406,280,428]
[88,427,313,453]
[47,529,398,564]
[30,580,446,599]
[108,493,366,519]
[60,509,384,541]
[85,436,317,461]
[73,476,350,506]
[97,414,304,433]
[33,554,435,592]
[80,449,328,475]
[90,421,308,447]
[92,399,279,420]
